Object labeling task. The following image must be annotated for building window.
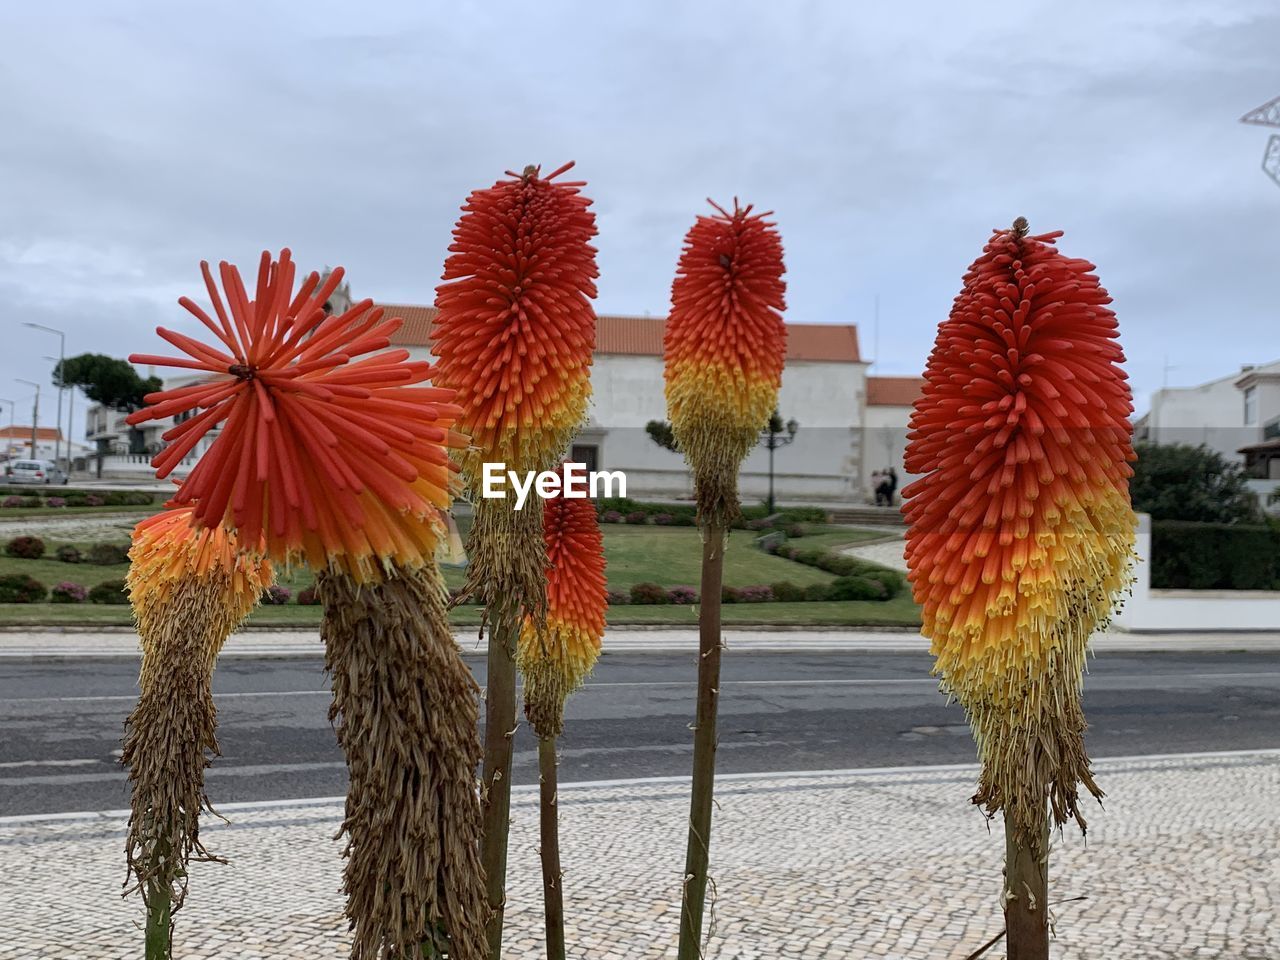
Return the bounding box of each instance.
[570,444,598,473]
[1244,386,1257,425]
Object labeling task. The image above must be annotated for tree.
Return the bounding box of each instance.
[1130,442,1259,523]
[53,354,161,413]
[645,419,679,452]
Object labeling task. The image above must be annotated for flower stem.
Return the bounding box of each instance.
[538,735,566,960]
[144,875,171,960]
[1003,804,1050,960]
[481,597,520,958]
[677,522,726,960]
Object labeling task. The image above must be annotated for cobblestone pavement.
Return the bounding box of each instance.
[2,752,1276,958]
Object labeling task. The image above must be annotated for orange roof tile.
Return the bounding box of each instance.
[0,426,62,441]
[866,376,924,407]
[378,305,861,363]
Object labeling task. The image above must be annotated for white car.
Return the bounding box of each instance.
[5,459,69,485]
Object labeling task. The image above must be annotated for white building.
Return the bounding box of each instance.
[860,376,924,501]
[382,304,881,503]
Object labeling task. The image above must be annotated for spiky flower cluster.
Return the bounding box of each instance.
[126,249,466,581]
[432,162,598,480]
[903,219,1135,843]
[664,200,786,523]
[518,472,608,738]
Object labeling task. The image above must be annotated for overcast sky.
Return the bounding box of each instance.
[2,1,1277,437]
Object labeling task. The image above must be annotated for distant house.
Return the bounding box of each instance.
[379,302,873,502]
[1,426,66,462]
[860,376,924,501]
[1135,359,1280,511]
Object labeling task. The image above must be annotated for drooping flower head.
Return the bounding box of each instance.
[517,466,608,738]
[432,162,598,481]
[664,200,786,524]
[126,249,467,581]
[902,218,1135,843]
[128,505,272,641]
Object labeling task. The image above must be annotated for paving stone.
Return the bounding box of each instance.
[1,753,1276,957]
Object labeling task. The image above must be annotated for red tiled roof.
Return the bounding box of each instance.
[377,305,861,363]
[0,426,62,441]
[866,376,924,407]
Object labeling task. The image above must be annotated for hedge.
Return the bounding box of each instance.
[1150,521,1280,590]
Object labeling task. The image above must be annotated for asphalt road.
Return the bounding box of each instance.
[2,650,1278,817]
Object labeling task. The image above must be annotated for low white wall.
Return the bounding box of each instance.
[1113,513,1280,632]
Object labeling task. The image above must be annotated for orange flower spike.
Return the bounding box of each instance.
[517,467,608,737]
[902,217,1135,838]
[664,200,786,524]
[432,162,598,479]
[127,249,468,581]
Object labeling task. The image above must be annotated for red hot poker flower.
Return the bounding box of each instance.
[432,162,598,478]
[127,249,467,580]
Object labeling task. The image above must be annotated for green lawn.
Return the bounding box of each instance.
[0,595,921,629]
[787,524,896,552]
[601,525,835,590]
[0,504,157,519]
[0,522,921,628]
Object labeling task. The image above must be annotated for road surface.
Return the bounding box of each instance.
[2,649,1278,816]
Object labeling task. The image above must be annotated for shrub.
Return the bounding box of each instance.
[804,582,834,602]
[296,586,322,605]
[652,513,676,526]
[45,497,67,509]
[738,584,773,603]
[0,496,22,508]
[829,575,889,601]
[673,511,697,526]
[102,491,129,506]
[630,582,669,605]
[746,517,773,531]
[261,584,292,605]
[792,548,827,567]
[84,494,105,507]
[778,507,827,523]
[50,582,87,604]
[63,494,88,507]
[1150,521,1280,590]
[605,589,630,606]
[5,535,46,559]
[668,585,699,605]
[624,511,648,525]
[0,573,47,603]
[782,523,805,538]
[87,543,131,565]
[720,585,741,603]
[863,569,906,598]
[54,545,82,564]
[88,579,130,604]
[770,581,806,603]
[124,491,154,506]
[601,510,624,524]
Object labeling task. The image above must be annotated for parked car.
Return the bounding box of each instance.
[5,459,69,485]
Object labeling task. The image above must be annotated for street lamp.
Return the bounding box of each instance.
[42,356,75,473]
[757,410,799,516]
[15,379,40,458]
[23,322,65,468]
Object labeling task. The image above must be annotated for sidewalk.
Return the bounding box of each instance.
[3,751,1276,958]
[3,626,1280,659]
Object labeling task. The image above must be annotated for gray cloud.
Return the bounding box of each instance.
[1,0,1277,432]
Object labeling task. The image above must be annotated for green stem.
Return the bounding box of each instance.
[1003,805,1050,960]
[538,736,566,960]
[677,522,726,960]
[144,877,171,960]
[481,599,519,959]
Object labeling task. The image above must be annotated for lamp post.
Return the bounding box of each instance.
[758,411,799,516]
[24,323,65,468]
[16,379,40,458]
[42,355,73,474]
[0,397,14,465]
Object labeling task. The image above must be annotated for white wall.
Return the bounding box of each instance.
[1112,513,1280,632]
[1146,360,1280,463]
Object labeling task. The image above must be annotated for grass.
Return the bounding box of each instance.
[788,524,896,552]
[601,525,836,590]
[0,595,921,629]
[0,522,921,628]
[0,504,157,519]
